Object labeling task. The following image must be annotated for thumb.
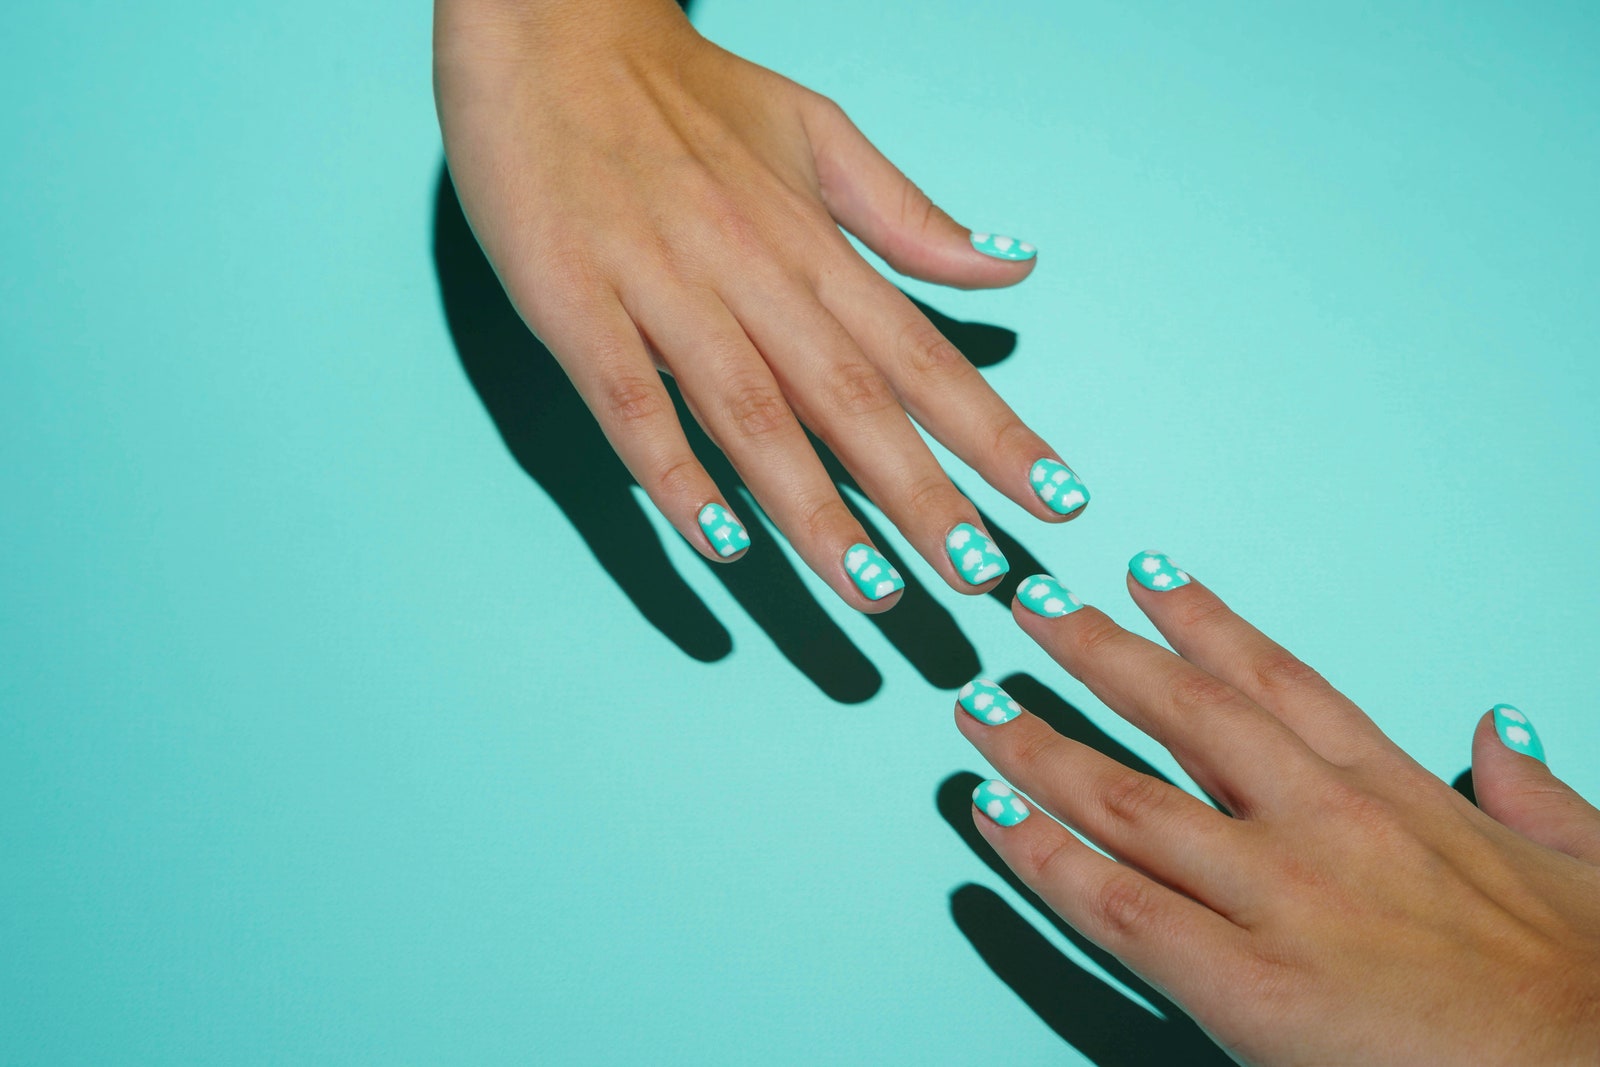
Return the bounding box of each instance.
[803,94,1038,290]
[1472,705,1600,865]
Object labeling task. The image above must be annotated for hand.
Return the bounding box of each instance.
[955,555,1600,1065]
[434,0,1084,613]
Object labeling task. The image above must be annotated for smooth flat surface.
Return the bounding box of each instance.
[3,1,1599,1063]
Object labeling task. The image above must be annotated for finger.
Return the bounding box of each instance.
[726,276,1010,594]
[1124,551,1392,766]
[1011,575,1327,816]
[802,95,1038,289]
[533,297,753,565]
[968,777,1248,1017]
[820,263,1088,524]
[955,680,1255,915]
[1472,707,1600,865]
[624,282,902,612]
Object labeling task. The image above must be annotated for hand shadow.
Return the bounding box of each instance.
[937,673,1234,1065]
[431,168,1048,701]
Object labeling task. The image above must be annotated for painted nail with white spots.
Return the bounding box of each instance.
[972,779,1031,826]
[1128,550,1191,592]
[843,542,904,602]
[1016,574,1083,618]
[1492,704,1546,763]
[1029,458,1089,516]
[697,502,751,559]
[958,678,1023,726]
[969,232,1038,262]
[946,523,1009,587]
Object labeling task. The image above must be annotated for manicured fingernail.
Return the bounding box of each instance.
[1029,458,1089,516]
[969,232,1037,261]
[1016,574,1083,617]
[973,779,1031,826]
[946,523,1009,586]
[1129,550,1191,592]
[958,678,1022,725]
[1493,704,1546,763]
[844,542,904,601]
[698,502,750,558]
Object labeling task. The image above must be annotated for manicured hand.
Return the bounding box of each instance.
[956,554,1600,1065]
[434,0,1085,612]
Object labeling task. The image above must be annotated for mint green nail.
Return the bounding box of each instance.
[844,543,903,601]
[698,502,750,558]
[946,523,1009,586]
[973,779,1031,826]
[970,232,1037,261]
[1016,574,1083,617]
[1493,704,1546,763]
[1029,458,1089,516]
[1129,550,1191,592]
[958,678,1022,725]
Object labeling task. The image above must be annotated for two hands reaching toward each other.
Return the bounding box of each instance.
[434,0,1084,612]
[957,552,1600,1065]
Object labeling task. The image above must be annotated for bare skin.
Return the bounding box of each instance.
[961,566,1600,1065]
[434,0,1080,612]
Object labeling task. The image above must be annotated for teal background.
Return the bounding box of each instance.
[4,0,1598,1062]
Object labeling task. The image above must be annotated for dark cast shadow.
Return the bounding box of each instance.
[938,673,1235,1065]
[432,168,1046,700]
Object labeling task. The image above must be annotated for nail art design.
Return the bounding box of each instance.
[1129,550,1191,592]
[1016,574,1083,618]
[1029,458,1089,516]
[958,678,1022,725]
[844,543,904,601]
[973,779,1031,826]
[946,523,1009,586]
[970,232,1038,261]
[697,503,750,558]
[1493,704,1546,763]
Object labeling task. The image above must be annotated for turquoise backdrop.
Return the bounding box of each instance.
[4,1,1598,1063]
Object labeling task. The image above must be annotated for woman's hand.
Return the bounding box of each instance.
[434,0,1082,612]
[957,555,1600,1065]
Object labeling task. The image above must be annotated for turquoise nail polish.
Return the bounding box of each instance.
[1493,704,1546,763]
[972,779,1031,826]
[1029,458,1089,516]
[1129,550,1191,592]
[969,232,1037,261]
[697,502,750,558]
[844,543,904,601]
[946,523,1009,586]
[958,678,1022,725]
[1016,574,1083,618]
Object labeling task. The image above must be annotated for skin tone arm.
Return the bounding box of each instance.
[433,0,1086,612]
[958,555,1600,1065]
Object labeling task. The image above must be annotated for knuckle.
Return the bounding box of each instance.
[1008,725,1059,777]
[1172,592,1233,631]
[724,382,793,442]
[990,418,1038,463]
[901,473,965,524]
[1021,834,1077,884]
[795,494,855,544]
[897,316,971,381]
[602,374,669,427]
[825,361,898,419]
[652,455,703,502]
[1098,772,1169,829]
[1166,671,1239,718]
[1090,873,1162,940]
[1250,649,1323,696]
[1070,614,1125,659]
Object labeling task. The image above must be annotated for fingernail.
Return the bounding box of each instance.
[1029,458,1089,516]
[973,779,1031,826]
[1129,550,1191,592]
[969,232,1037,261]
[1016,574,1083,618]
[1493,704,1546,763]
[698,502,750,558]
[844,542,904,601]
[946,523,1009,586]
[958,678,1022,725]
